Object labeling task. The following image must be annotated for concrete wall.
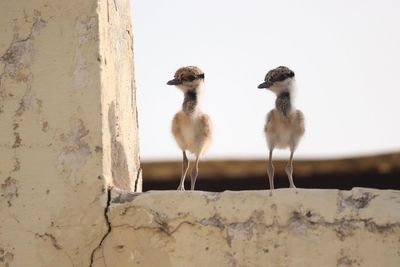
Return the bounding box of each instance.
[2,1,400,267]
[0,0,140,266]
[101,188,400,267]
[98,0,141,192]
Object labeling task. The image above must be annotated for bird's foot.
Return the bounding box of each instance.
[177,186,185,191]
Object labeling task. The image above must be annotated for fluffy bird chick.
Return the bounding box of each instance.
[167,66,212,191]
[258,66,305,189]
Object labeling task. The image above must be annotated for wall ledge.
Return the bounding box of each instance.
[92,188,400,266]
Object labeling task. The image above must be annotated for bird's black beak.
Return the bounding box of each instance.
[167,78,181,85]
[258,81,269,89]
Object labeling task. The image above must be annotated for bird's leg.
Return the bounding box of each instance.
[285,150,296,188]
[178,151,190,191]
[267,149,275,190]
[190,155,200,191]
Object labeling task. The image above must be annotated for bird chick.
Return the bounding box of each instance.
[167,66,212,191]
[258,66,305,189]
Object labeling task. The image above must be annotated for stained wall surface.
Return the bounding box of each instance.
[0,0,140,266]
[1,1,400,267]
[98,188,400,267]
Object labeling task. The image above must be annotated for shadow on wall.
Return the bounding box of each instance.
[108,102,131,190]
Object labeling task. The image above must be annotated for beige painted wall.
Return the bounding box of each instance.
[1,1,399,267]
[0,0,140,266]
[100,188,400,267]
[98,0,141,192]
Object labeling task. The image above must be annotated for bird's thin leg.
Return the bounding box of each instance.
[267,149,275,190]
[285,150,296,188]
[190,155,200,191]
[178,151,190,191]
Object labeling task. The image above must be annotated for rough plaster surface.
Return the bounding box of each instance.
[98,0,141,192]
[91,188,400,267]
[0,1,140,266]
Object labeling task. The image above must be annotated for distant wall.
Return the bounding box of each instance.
[0,0,140,266]
[141,154,400,191]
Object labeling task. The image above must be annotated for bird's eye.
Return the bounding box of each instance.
[187,75,196,81]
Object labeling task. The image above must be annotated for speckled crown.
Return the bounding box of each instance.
[264,66,295,83]
[174,66,204,80]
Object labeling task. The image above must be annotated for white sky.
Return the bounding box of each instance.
[131,0,400,161]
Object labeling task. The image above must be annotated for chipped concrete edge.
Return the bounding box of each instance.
[95,187,400,266]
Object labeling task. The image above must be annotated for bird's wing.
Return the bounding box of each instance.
[198,114,212,139]
[294,110,305,135]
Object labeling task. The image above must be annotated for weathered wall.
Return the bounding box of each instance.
[2,1,399,267]
[96,188,400,267]
[0,0,140,266]
[98,0,141,192]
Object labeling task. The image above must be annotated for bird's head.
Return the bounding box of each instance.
[167,66,205,92]
[258,66,295,94]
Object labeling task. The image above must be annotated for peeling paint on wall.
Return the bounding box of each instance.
[1,177,19,206]
[0,11,46,117]
[0,247,15,267]
[108,102,131,190]
[99,0,141,191]
[101,188,400,267]
[74,17,97,88]
[57,119,92,186]
[0,1,139,266]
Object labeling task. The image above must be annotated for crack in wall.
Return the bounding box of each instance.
[110,205,400,249]
[34,231,75,267]
[35,232,62,250]
[89,187,112,267]
[134,167,142,192]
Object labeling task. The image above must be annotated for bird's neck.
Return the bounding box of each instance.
[182,89,200,115]
[275,91,292,116]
